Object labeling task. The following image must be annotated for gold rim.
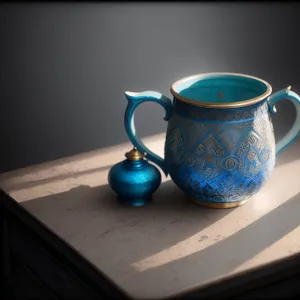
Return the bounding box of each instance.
[170,72,272,109]
[191,198,248,209]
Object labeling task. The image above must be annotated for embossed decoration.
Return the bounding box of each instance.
[183,153,198,168]
[174,98,269,122]
[260,148,270,163]
[164,127,185,165]
[221,156,240,172]
[165,101,275,204]
[192,132,226,179]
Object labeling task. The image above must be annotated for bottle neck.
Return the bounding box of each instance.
[123,159,147,170]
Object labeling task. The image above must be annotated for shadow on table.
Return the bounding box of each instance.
[20,180,234,268]
[124,191,300,297]
[16,164,300,299]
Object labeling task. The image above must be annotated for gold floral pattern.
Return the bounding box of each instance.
[165,106,275,203]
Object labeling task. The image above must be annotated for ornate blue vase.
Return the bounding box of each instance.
[124,72,300,208]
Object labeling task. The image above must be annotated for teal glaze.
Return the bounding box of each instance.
[108,156,161,207]
[268,86,300,155]
[175,74,268,103]
[124,73,300,207]
[124,91,173,176]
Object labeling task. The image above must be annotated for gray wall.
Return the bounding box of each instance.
[1,3,300,172]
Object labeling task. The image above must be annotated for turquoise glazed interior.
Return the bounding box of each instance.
[173,73,268,103]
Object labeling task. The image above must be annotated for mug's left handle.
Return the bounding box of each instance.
[124,91,173,176]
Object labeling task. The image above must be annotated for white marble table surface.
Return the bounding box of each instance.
[1,133,300,300]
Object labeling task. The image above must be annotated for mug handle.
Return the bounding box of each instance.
[124,91,173,176]
[268,86,300,156]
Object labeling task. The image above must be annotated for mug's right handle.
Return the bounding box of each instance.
[268,86,300,156]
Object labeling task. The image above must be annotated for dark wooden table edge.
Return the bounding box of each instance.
[1,188,300,300]
[167,252,300,300]
[0,188,131,300]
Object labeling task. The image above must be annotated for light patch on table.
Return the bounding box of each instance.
[251,158,300,213]
[130,192,298,273]
[0,133,167,201]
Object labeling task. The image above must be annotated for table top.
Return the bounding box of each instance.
[1,133,300,300]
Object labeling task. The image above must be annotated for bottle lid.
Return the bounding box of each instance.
[125,147,146,161]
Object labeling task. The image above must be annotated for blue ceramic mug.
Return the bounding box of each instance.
[124,73,300,208]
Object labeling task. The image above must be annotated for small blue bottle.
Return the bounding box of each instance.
[108,147,162,206]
